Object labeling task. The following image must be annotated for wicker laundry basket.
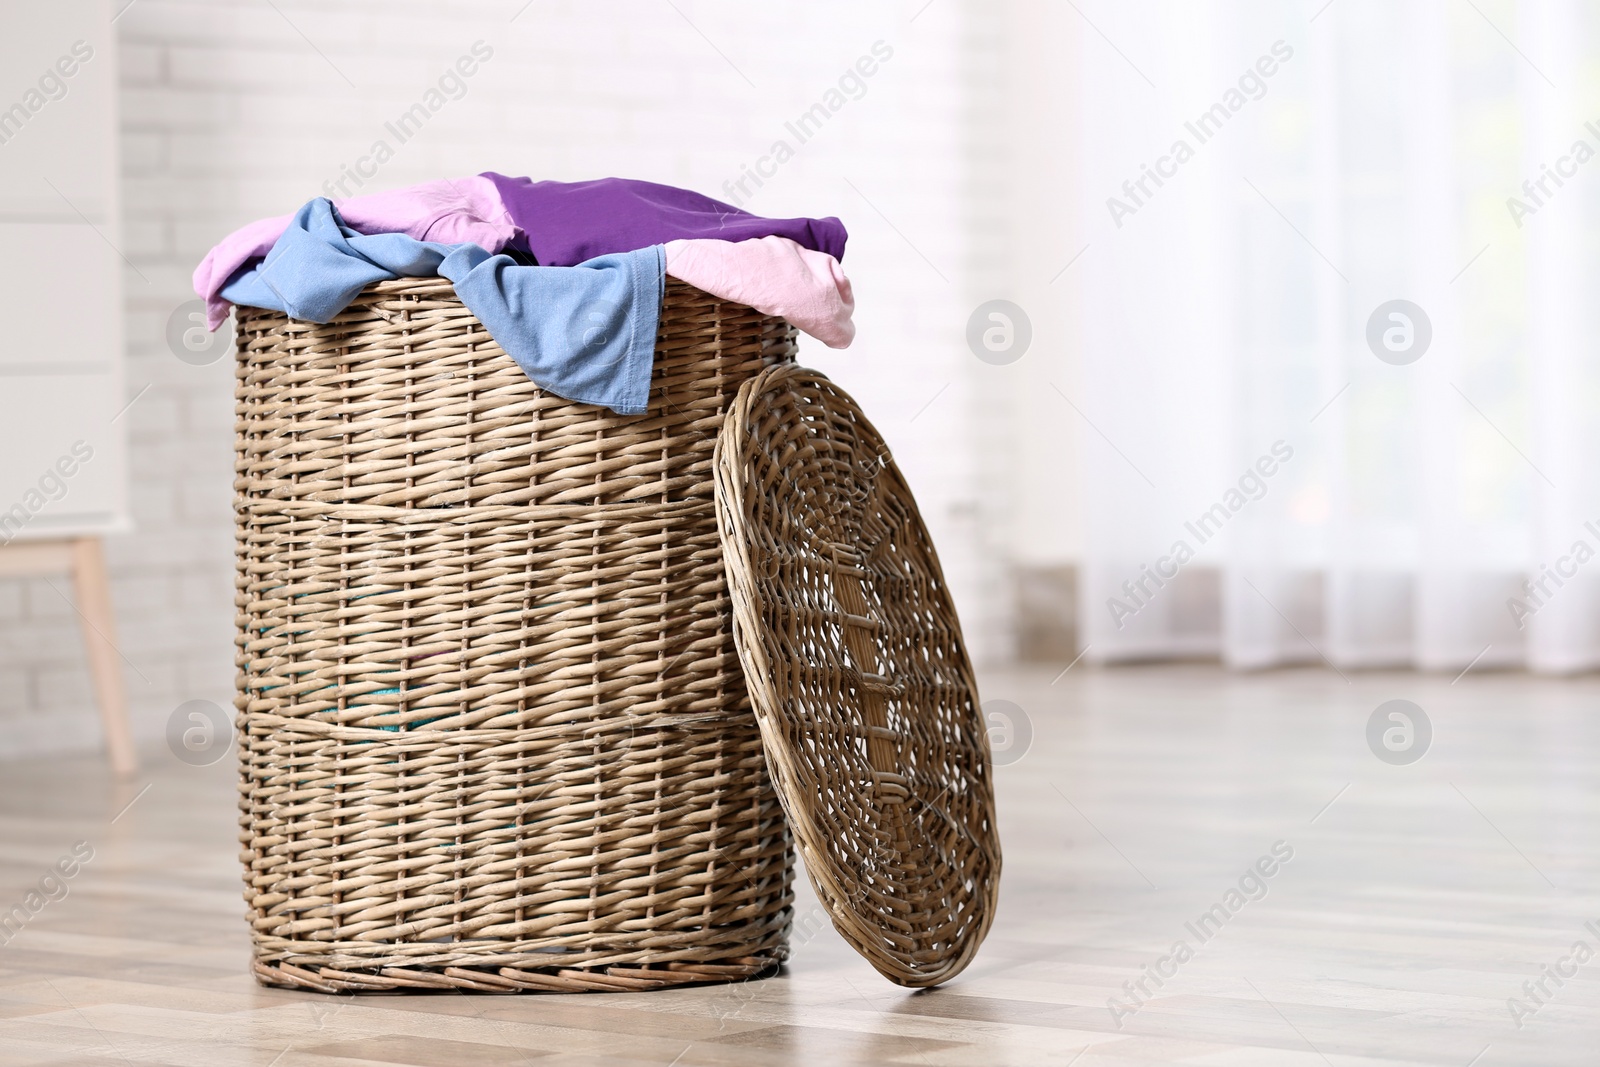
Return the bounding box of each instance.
[233,277,797,992]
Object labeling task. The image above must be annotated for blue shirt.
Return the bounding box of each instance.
[221,198,664,415]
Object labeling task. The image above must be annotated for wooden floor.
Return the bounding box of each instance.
[2,664,1598,1065]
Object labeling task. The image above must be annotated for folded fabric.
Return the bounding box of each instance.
[483,173,848,267]
[220,199,663,415]
[664,236,854,349]
[194,176,513,329]
[195,174,848,330]
[440,244,662,415]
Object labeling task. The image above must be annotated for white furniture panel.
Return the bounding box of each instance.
[0,375,125,540]
[0,224,118,372]
[0,4,117,221]
[0,0,125,541]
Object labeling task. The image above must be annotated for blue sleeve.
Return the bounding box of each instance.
[221,199,665,417]
[439,244,664,416]
[220,199,451,323]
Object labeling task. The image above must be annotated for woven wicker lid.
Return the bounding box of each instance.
[713,364,1000,987]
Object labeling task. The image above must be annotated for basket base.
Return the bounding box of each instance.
[252,956,785,994]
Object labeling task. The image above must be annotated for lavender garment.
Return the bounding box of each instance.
[192,175,513,330]
[483,173,848,266]
[664,237,854,349]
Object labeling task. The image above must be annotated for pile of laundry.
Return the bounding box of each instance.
[193,173,853,415]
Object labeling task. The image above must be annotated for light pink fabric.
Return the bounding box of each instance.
[664,236,854,348]
[192,176,514,329]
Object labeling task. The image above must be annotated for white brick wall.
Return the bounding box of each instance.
[0,0,1009,759]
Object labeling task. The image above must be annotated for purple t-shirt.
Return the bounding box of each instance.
[483,173,848,266]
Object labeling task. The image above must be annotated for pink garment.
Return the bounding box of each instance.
[664,236,854,349]
[192,176,514,329]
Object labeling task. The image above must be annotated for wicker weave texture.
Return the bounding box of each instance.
[234,278,797,993]
[714,365,1000,987]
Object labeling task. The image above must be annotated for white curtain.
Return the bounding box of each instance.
[1071,0,1600,672]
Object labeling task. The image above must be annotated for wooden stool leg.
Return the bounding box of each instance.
[70,537,138,777]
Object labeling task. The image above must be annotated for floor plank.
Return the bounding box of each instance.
[1,665,1597,1065]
